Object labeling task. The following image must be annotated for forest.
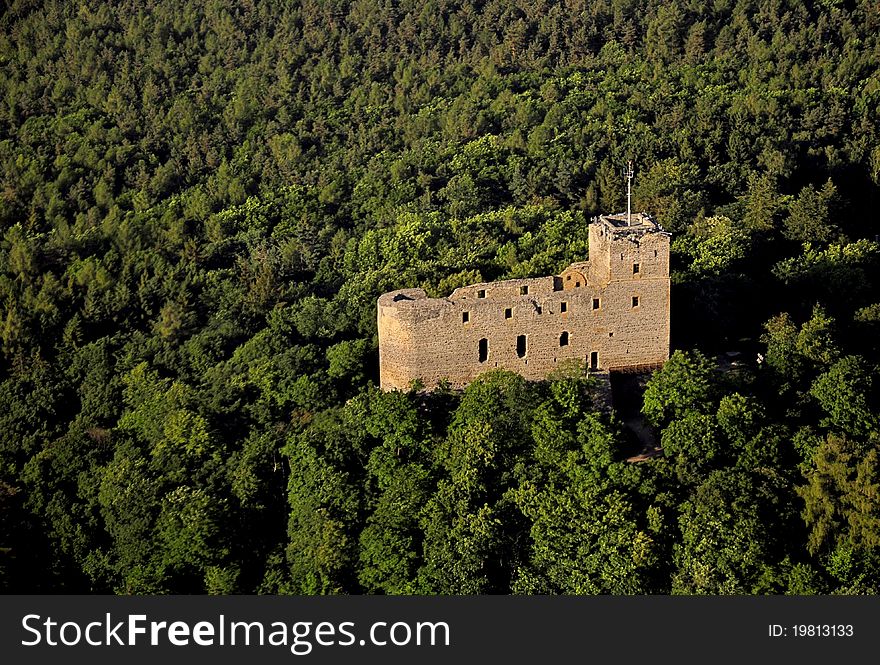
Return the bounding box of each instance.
[0,0,879,594]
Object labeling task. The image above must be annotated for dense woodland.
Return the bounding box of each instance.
[1,0,879,594]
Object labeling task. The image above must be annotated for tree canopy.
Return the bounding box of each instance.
[1,0,879,593]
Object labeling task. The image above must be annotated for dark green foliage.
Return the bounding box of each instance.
[1,0,879,594]
[673,469,798,594]
[784,181,841,245]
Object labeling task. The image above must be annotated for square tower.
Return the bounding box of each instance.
[588,212,670,286]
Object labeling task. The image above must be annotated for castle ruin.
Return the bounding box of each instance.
[377,212,670,390]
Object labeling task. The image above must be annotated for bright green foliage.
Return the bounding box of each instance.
[284,410,363,594]
[676,216,751,276]
[156,486,228,581]
[661,412,720,480]
[809,356,878,437]
[358,463,431,594]
[761,306,842,395]
[514,377,658,594]
[716,394,763,450]
[515,483,657,594]
[326,338,371,385]
[823,546,880,594]
[635,159,706,232]
[417,482,503,594]
[798,435,880,558]
[761,313,806,389]
[784,180,841,245]
[642,350,716,427]
[673,469,795,594]
[796,305,840,366]
[416,372,532,593]
[742,174,784,232]
[94,441,166,593]
[773,240,880,307]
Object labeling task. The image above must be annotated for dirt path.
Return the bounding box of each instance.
[608,372,662,462]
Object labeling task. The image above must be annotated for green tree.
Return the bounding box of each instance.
[810,356,879,437]
[673,469,794,594]
[642,350,716,427]
[784,180,841,245]
[799,435,880,556]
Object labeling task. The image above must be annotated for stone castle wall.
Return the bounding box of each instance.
[378,213,670,390]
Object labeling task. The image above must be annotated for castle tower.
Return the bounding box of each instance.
[588,212,670,286]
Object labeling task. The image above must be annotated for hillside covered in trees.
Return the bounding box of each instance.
[1,0,879,593]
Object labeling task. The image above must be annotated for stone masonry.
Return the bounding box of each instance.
[377,212,670,390]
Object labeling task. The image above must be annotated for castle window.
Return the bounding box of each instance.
[560,301,567,313]
[609,332,614,337]
[566,275,571,281]
[504,308,512,319]
[590,352,598,371]
[516,335,527,358]
[536,306,542,315]
[633,263,640,274]
[575,282,581,287]
[478,338,489,363]
[559,331,569,347]
[477,289,486,298]
[462,311,469,323]
[520,285,529,295]
[592,298,600,310]
[654,250,658,258]
[632,296,640,307]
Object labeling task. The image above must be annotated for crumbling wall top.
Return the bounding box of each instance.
[595,212,669,238]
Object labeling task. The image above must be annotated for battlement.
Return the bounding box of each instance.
[378,213,670,390]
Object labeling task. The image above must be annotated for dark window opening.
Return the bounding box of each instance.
[566,275,571,281]
[504,308,512,319]
[575,282,581,287]
[478,338,488,363]
[560,301,568,313]
[516,335,527,358]
[654,250,658,257]
[477,289,486,298]
[609,332,614,337]
[462,311,469,323]
[632,296,639,307]
[560,331,569,347]
[590,352,598,371]
[633,263,640,274]
[536,306,542,315]
[592,298,600,310]
[520,285,529,295]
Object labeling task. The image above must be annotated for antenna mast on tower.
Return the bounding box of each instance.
[625,160,634,226]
